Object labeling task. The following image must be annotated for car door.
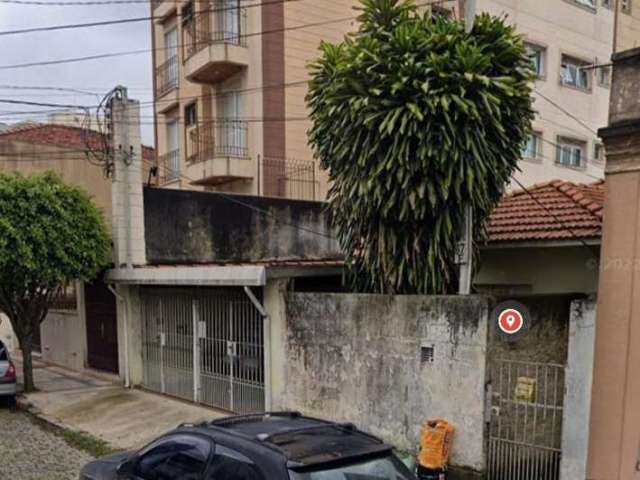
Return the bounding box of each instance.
[123,433,213,480]
[203,444,266,480]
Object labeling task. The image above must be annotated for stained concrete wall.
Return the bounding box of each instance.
[144,187,340,264]
[278,293,489,474]
[40,309,86,371]
[560,298,597,480]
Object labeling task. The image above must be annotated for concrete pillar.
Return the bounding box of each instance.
[587,48,640,480]
[115,284,144,387]
[75,280,88,369]
[263,278,289,410]
[560,298,596,480]
[111,87,146,268]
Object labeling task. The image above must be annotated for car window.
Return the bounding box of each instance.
[289,455,415,480]
[0,342,7,361]
[204,445,264,480]
[134,434,212,480]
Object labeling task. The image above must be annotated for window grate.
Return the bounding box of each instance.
[421,346,435,364]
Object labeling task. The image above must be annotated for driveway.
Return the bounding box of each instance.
[16,356,224,450]
[0,405,93,480]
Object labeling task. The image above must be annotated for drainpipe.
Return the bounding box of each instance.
[108,284,131,389]
[243,286,271,411]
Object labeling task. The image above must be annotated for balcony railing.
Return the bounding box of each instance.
[187,120,249,164]
[156,56,178,98]
[159,149,181,183]
[183,2,248,61]
[260,158,318,201]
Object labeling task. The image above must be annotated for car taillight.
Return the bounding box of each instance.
[4,361,16,380]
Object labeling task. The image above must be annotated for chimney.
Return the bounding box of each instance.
[110,86,146,268]
[587,48,640,480]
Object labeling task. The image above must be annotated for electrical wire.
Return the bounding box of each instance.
[534,88,599,135]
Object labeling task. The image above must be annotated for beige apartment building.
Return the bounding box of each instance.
[151,0,632,198]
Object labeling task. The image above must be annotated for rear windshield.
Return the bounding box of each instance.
[289,455,416,480]
[0,344,7,361]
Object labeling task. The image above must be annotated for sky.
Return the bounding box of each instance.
[0,2,155,145]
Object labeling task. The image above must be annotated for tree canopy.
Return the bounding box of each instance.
[307,0,535,294]
[0,172,111,391]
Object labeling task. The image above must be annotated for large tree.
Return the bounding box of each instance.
[0,172,110,392]
[307,0,535,294]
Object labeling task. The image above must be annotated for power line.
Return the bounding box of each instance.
[0,0,446,70]
[0,0,299,36]
[533,88,599,136]
[510,175,601,259]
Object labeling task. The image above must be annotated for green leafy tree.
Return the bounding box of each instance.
[307,0,535,294]
[0,172,111,392]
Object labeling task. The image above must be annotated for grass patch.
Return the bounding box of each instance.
[58,428,120,458]
[23,409,120,458]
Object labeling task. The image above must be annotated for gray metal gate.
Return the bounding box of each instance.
[141,287,265,414]
[487,359,565,480]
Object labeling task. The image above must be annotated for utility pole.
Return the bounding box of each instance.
[457,0,477,294]
[109,86,146,269]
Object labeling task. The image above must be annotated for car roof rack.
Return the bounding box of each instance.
[256,422,357,443]
[209,411,303,427]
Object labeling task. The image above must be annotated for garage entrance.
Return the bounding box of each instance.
[140,287,265,414]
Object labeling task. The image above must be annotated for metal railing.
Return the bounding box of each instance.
[183,2,248,61]
[187,120,249,164]
[156,56,178,97]
[260,157,318,201]
[159,149,181,183]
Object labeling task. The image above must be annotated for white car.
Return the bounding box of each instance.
[0,340,17,405]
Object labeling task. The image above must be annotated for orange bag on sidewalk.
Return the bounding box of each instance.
[418,418,455,470]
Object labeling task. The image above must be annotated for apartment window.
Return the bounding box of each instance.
[561,55,591,91]
[185,103,197,127]
[594,141,605,163]
[165,119,180,181]
[574,0,596,8]
[556,137,586,167]
[621,0,632,13]
[526,43,546,78]
[521,132,542,159]
[598,66,611,87]
[431,5,453,19]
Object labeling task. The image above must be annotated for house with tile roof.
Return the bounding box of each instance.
[0,122,155,223]
[476,179,604,295]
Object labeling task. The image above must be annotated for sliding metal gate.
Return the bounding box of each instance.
[487,359,565,480]
[141,287,265,414]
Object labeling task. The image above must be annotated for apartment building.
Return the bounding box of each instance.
[151,0,629,198]
[614,0,640,51]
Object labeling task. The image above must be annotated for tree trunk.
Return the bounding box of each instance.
[20,336,35,393]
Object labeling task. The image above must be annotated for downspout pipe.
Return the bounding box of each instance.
[107,284,131,389]
[243,286,272,411]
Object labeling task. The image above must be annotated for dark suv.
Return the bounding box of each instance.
[79,411,416,480]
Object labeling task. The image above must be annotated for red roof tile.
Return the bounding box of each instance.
[487,179,604,244]
[0,123,155,161]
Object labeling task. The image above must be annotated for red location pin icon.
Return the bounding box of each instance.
[498,308,524,335]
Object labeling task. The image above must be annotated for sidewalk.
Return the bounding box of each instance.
[15,356,224,451]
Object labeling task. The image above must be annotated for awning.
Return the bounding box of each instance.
[106,265,267,286]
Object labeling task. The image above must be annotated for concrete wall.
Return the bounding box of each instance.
[144,187,340,264]
[560,298,597,480]
[615,3,640,52]
[476,246,599,295]
[40,310,86,371]
[277,293,490,474]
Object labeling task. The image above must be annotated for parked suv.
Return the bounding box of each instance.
[80,411,416,480]
[0,340,17,405]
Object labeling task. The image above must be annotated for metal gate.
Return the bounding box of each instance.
[140,287,265,414]
[487,359,565,480]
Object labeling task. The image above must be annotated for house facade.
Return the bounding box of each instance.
[150,0,634,197]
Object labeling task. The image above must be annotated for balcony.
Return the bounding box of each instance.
[155,56,179,107]
[152,0,176,21]
[182,5,249,84]
[159,149,181,184]
[185,120,252,186]
[260,158,319,201]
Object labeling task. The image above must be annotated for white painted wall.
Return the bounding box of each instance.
[560,298,597,480]
[40,310,86,371]
[0,313,18,353]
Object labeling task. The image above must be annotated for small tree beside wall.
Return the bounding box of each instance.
[0,172,110,392]
[307,0,535,294]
